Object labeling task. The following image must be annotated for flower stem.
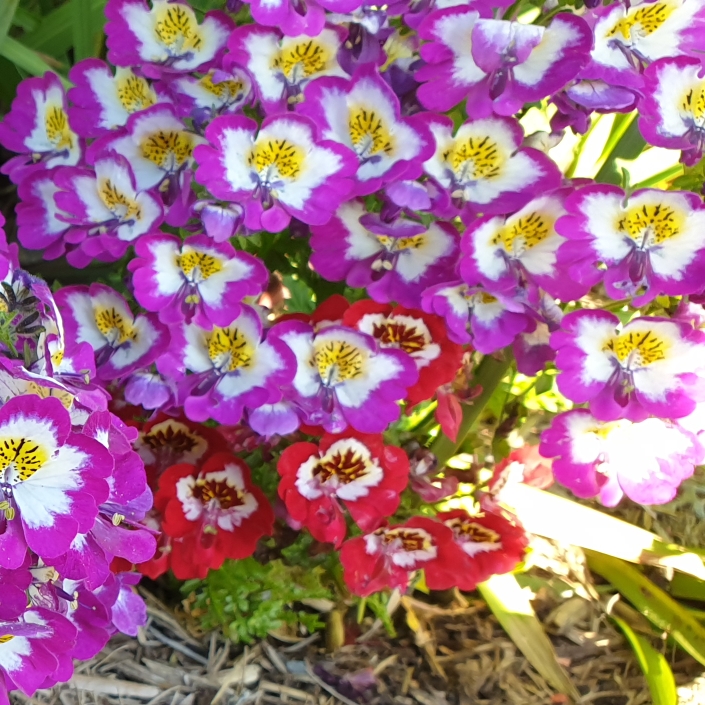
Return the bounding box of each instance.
[430,351,514,468]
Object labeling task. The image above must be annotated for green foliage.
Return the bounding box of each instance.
[183,556,335,644]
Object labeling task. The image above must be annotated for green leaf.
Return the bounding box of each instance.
[0,36,69,84]
[587,550,705,667]
[611,615,677,705]
[499,484,705,580]
[72,0,95,62]
[0,0,20,51]
[11,7,40,33]
[282,273,316,314]
[595,115,646,185]
[478,574,580,699]
[670,573,705,602]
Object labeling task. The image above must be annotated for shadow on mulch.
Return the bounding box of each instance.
[12,539,705,705]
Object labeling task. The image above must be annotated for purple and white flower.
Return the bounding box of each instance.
[130,233,268,327]
[298,66,434,195]
[556,185,705,305]
[55,284,169,381]
[541,409,702,506]
[195,113,356,232]
[415,9,592,116]
[310,200,459,308]
[551,310,705,422]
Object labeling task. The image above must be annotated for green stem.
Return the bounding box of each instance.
[430,351,513,468]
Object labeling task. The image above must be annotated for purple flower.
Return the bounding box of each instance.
[422,114,562,219]
[195,113,357,232]
[0,73,81,184]
[541,409,702,506]
[415,9,591,116]
[298,66,434,195]
[49,152,164,268]
[0,608,77,701]
[640,57,705,165]
[460,189,589,302]
[105,0,233,77]
[0,558,31,620]
[310,201,459,308]
[227,25,347,113]
[269,319,418,433]
[160,305,296,424]
[97,572,147,637]
[0,396,112,568]
[55,284,170,381]
[421,280,530,351]
[87,104,201,227]
[130,233,268,327]
[194,201,245,242]
[551,310,705,422]
[583,0,705,90]
[556,185,705,305]
[68,59,159,138]
[242,0,326,37]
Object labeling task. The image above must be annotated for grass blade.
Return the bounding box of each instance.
[587,550,705,667]
[499,484,705,580]
[478,574,580,700]
[611,614,677,705]
[0,36,69,85]
[0,0,20,50]
[72,0,94,61]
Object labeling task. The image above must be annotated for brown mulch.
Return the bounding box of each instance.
[11,538,705,705]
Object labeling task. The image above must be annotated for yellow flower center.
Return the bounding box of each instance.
[116,73,157,113]
[681,83,705,122]
[314,446,373,484]
[176,250,223,281]
[606,2,674,41]
[373,320,427,354]
[348,107,394,159]
[493,211,554,253]
[313,339,366,384]
[141,420,204,455]
[141,130,194,169]
[381,527,433,552]
[603,329,669,367]
[95,307,138,346]
[249,139,304,182]
[0,437,50,482]
[274,40,331,80]
[445,136,505,181]
[207,327,255,372]
[98,179,142,220]
[0,636,14,644]
[154,4,204,54]
[27,382,75,411]
[51,349,64,368]
[616,203,685,247]
[193,476,244,510]
[376,234,425,251]
[45,105,74,151]
[447,518,501,543]
[199,72,245,99]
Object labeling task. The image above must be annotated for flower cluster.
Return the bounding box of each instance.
[5,0,705,692]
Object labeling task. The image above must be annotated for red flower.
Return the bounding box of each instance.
[438,507,528,591]
[340,517,462,596]
[488,445,555,504]
[135,414,229,489]
[277,431,409,547]
[343,301,464,407]
[154,453,274,579]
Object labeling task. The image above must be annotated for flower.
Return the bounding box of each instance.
[160,305,295,424]
[340,517,461,596]
[556,185,705,305]
[240,0,326,38]
[460,190,588,302]
[310,201,459,308]
[51,152,164,268]
[0,608,77,702]
[640,57,705,165]
[0,73,81,184]
[68,59,158,138]
[422,114,561,219]
[228,24,347,113]
[55,284,169,381]
[540,409,702,505]
[298,66,434,195]
[195,113,357,232]
[105,0,233,77]
[343,300,464,406]
[416,9,591,116]
[277,431,409,546]
[130,233,268,327]
[269,319,418,433]
[156,453,274,579]
[0,395,112,568]
[438,507,528,590]
[551,310,705,421]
